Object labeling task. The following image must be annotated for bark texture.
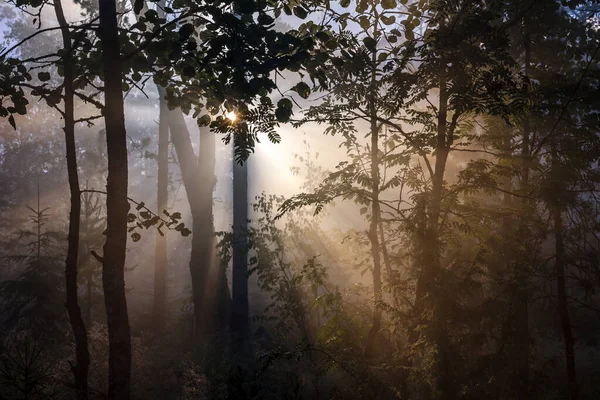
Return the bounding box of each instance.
[99,0,132,396]
[54,0,90,397]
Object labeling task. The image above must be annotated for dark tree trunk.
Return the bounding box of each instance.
[513,27,531,400]
[154,88,169,332]
[364,34,382,357]
[83,192,94,328]
[54,0,90,397]
[197,124,220,333]
[231,156,249,349]
[98,0,132,397]
[551,149,578,400]
[429,67,452,400]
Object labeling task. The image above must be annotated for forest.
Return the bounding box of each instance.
[0,0,599,399]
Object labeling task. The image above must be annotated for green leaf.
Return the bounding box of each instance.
[359,16,370,30]
[381,0,397,9]
[381,15,396,25]
[356,0,368,13]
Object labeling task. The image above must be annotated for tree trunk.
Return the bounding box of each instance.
[513,27,531,400]
[364,29,382,357]
[231,156,249,349]
[551,149,578,400]
[54,0,90,397]
[154,88,169,332]
[98,0,132,397]
[420,64,455,400]
[167,110,217,342]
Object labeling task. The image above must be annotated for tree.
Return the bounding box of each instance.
[231,142,249,349]
[0,190,64,332]
[154,88,169,332]
[53,0,90,396]
[98,0,132,396]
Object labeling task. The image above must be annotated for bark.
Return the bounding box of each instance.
[54,0,89,397]
[429,67,453,400]
[153,91,169,331]
[98,0,132,397]
[513,27,531,400]
[551,149,578,400]
[133,0,221,341]
[231,157,249,348]
[364,34,382,357]
[407,61,459,400]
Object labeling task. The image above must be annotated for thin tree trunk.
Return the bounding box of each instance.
[167,110,217,342]
[198,125,218,331]
[514,26,531,400]
[231,155,249,349]
[54,0,90,397]
[364,26,382,357]
[132,0,221,341]
[551,149,578,400]
[98,0,132,396]
[154,89,169,332]
[426,63,456,400]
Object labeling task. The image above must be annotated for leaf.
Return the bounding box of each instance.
[381,15,396,25]
[8,115,16,130]
[135,202,145,211]
[131,232,141,242]
[134,0,144,14]
[197,114,212,126]
[275,98,294,122]
[363,37,377,51]
[38,72,50,82]
[359,16,370,30]
[360,207,367,215]
[356,0,368,13]
[258,13,274,25]
[381,0,397,9]
[340,0,351,7]
[293,6,308,19]
[291,82,311,99]
[181,228,192,237]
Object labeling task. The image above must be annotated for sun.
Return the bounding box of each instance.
[226,111,237,122]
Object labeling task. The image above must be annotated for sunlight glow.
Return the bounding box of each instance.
[226,111,237,122]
